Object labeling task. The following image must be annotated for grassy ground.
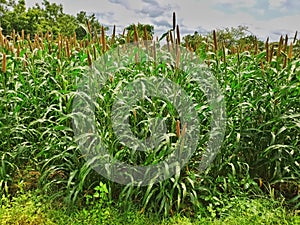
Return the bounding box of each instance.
[0,191,299,225]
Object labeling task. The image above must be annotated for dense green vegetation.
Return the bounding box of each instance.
[0,0,299,224]
[0,191,299,224]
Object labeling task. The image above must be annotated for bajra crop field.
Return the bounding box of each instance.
[0,9,299,224]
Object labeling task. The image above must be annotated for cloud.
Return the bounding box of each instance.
[152,19,172,28]
[108,0,123,4]
[268,0,287,9]
[94,12,117,23]
[141,0,159,4]
[216,0,257,8]
[135,0,174,18]
[108,0,144,10]
[24,0,299,42]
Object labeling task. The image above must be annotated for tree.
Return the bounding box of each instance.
[208,25,250,47]
[182,26,263,52]
[125,23,154,42]
[0,0,27,35]
[0,0,106,39]
[183,31,206,50]
[75,11,104,39]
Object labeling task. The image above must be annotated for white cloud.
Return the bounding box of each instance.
[216,0,256,8]
[24,0,299,42]
[268,0,287,9]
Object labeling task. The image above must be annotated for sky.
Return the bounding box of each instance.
[25,0,300,42]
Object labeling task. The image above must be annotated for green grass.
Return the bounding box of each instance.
[0,191,299,225]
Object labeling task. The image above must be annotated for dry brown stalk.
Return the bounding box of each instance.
[58,38,62,53]
[269,44,274,63]
[66,39,70,58]
[5,39,9,50]
[167,39,170,52]
[0,31,3,47]
[179,123,188,150]
[288,42,293,59]
[48,41,52,54]
[190,50,194,61]
[73,31,77,46]
[143,26,148,51]
[23,53,28,67]
[27,34,32,51]
[132,109,137,121]
[175,44,180,69]
[254,37,258,55]
[222,42,226,64]
[9,44,14,53]
[293,31,297,44]
[265,37,269,63]
[283,34,288,52]
[213,30,218,52]
[17,43,20,57]
[283,55,287,68]
[173,12,176,44]
[35,34,40,49]
[40,38,45,50]
[260,59,264,71]
[93,27,98,43]
[176,25,181,45]
[87,50,92,67]
[2,53,6,73]
[21,30,24,41]
[277,35,283,57]
[126,32,130,43]
[87,20,92,35]
[111,25,116,44]
[93,45,97,60]
[152,42,156,63]
[176,120,180,138]
[169,30,174,48]
[45,31,49,41]
[207,54,210,66]
[173,12,176,31]
[101,26,106,53]
[143,25,148,41]
[12,30,16,44]
[133,24,138,43]
[230,46,235,54]
[109,75,114,83]
[181,123,187,137]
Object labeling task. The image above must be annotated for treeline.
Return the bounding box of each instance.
[1,0,289,52]
[0,0,103,39]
